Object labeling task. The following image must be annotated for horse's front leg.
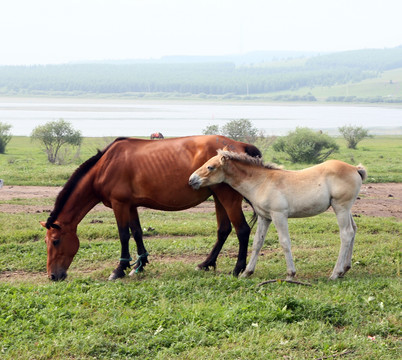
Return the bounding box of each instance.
[109,203,133,280]
[241,216,271,278]
[272,213,296,280]
[128,207,149,276]
[108,223,132,280]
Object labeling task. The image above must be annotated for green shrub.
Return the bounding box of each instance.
[338,125,371,149]
[0,122,12,154]
[273,127,339,163]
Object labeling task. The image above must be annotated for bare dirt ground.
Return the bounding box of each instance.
[0,183,401,219]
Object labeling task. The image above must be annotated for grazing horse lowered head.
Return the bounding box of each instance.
[40,136,261,281]
[189,150,367,280]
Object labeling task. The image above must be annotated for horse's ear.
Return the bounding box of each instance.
[39,221,47,228]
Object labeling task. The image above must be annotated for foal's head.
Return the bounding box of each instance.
[40,221,79,281]
[189,150,231,190]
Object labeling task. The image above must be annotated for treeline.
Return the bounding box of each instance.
[1,47,401,97]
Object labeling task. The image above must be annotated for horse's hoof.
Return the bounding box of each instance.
[196,263,215,272]
[128,267,145,276]
[108,273,121,281]
[108,267,126,280]
[196,265,209,272]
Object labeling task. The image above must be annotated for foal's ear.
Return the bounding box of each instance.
[220,154,229,164]
[39,221,47,228]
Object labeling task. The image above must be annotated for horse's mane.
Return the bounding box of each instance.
[218,149,281,170]
[45,137,127,228]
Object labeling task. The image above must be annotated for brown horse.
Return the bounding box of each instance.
[189,150,367,280]
[40,135,261,281]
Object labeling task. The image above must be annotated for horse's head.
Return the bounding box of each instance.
[189,150,228,190]
[40,221,79,281]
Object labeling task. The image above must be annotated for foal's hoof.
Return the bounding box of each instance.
[240,270,254,278]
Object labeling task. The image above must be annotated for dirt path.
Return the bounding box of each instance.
[0,183,401,219]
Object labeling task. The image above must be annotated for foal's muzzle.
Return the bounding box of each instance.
[188,174,202,190]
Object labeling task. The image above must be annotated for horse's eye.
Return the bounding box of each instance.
[207,166,215,171]
[53,239,61,247]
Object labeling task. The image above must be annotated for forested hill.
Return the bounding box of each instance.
[1,46,401,101]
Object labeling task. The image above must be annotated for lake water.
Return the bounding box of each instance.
[0,98,401,137]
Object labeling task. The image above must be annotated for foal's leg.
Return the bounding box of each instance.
[128,207,149,276]
[330,206,356,280]
[346,214,357,265]
[241,216,271,278]
[271,213,296,280]
[197,194,232,272]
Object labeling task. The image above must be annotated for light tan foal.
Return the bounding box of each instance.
[189,151,367,280]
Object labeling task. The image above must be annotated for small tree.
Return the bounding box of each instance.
[221,119,258,142]
[273,127,339,163]
[338,125,370,149]
[202,124,220,135]
[31,119,82,164]
[0,122,12,154]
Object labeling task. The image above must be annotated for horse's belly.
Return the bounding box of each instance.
[132,186,212,211]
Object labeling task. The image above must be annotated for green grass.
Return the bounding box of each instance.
[0,136,113,186]
[1,135,402,185]
[0,204,400,359]
[259,135,402,183]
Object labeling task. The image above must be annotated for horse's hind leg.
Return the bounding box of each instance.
[330,206,356,280]
[197,194,232,272]
[214,189,251,276]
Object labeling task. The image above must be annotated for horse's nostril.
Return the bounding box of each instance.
[49,272,67,281]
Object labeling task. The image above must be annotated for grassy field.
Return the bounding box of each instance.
[1,134,401,185]
[0,135,400,359]
[0,204,400,359]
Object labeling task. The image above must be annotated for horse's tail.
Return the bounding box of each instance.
[357,164,367,181]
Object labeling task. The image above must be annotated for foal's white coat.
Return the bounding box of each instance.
[189,151,367,280]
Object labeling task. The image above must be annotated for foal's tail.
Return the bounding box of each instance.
[356,164,367,181]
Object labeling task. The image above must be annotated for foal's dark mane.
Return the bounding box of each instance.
[218,150,281,170]
[45,137,127,228]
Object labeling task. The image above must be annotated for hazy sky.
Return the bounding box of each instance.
[1,0,401,65]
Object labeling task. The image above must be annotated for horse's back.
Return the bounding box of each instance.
[93,135,259,210]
